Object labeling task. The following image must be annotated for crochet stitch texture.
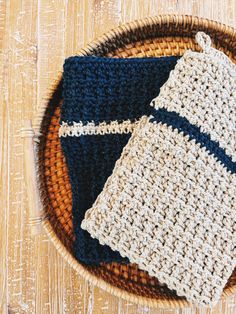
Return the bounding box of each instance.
[81,33,236,304]
[59,55,179,265]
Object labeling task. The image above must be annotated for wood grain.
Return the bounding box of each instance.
[0,1,236,313]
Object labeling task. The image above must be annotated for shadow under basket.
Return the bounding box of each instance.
[22,15,236,308]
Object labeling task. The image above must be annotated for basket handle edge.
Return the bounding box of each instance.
[21,120,43,236]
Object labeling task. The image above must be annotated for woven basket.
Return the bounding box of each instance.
[21,15,236,308]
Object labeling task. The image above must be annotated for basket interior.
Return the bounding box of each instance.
[38,17,236,303]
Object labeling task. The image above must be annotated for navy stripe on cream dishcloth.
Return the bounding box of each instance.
[59,55,179,265]
[150,108,236,173]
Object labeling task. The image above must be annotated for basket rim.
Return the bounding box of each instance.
[37,14,236,309]
[78,14,236,56]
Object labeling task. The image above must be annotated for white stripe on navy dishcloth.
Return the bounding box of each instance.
[59,119,140,137]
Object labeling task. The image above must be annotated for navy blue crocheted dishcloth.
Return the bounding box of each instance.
[60,55,179,265]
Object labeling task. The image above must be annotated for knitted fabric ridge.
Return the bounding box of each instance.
[59,55,179,265]
[81,32,236,305]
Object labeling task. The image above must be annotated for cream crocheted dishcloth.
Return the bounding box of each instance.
[81,32,236,306]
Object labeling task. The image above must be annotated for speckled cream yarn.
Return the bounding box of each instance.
[81,32,236,306]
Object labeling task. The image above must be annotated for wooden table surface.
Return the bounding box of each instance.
[1,1,236,313]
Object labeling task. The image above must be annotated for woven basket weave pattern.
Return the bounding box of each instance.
[38,15,236,308]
